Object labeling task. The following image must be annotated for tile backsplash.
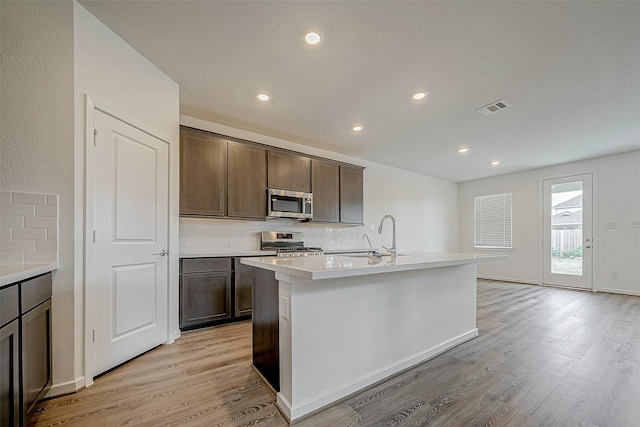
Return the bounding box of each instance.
[180,217,367,253]
[0,191,58,265]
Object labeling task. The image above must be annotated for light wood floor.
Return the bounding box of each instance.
[29,280,640,427]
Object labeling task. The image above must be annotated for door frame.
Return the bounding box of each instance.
[538,171,599,292]
[83,95,179,387]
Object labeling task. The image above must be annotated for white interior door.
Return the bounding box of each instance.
[93,110,169,375]
[542,174,593,290]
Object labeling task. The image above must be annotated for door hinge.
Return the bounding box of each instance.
[92,329,96,342]
[92,230,96,243]
[93,129,98,145]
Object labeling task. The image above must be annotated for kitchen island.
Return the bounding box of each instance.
[241,252,505,423]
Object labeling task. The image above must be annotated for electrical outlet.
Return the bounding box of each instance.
[632,221,640,228]
[281,296,289,320]
[607,222,617,229]
[341,241,347,246]
[611,271,618,279]
[228,242,239,249]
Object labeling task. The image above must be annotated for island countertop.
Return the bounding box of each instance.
[241,252,506,280]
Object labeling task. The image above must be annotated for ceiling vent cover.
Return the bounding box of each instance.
[477,100,511,116]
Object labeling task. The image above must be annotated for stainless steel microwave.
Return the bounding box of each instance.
[267,188,313,220]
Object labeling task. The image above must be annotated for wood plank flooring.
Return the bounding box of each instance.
[29,280,640,427]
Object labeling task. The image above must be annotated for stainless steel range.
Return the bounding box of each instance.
[261,231,323,257]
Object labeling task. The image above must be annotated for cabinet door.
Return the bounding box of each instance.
[311,159,340,223]
[268,151,311,192]
[234,268,253,317]
[21,300,52,419]
[227,142,267,218]
[288,154,311,192]
[0,320,19,427]
[180,271,232,328]
[180,128,227,216]
[340,165,364,224]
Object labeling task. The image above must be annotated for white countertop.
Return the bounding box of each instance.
[241,252,506,280]
[180,250,276,258]
[0,263,58,287]
[180,249,374,258]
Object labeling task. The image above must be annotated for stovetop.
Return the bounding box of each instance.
[260,231,324,257]
[275,247,324,257]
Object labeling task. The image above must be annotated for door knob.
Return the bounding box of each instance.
[153,249,169,256]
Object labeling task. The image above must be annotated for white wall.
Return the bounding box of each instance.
[0,0,76,390]
[180,116,459,255]
[458,150,640,296]
[1,0,180,396]
[74,1,180,390]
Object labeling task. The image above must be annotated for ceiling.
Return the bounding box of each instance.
[79,1,640,183]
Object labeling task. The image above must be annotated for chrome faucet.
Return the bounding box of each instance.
[363,234,373,252]
[378,215,396,256]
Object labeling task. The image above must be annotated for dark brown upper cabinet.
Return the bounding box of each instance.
[227,141,267,219]
[180,128,227,217]
[340,165,364,224]
[268,150,311,192]
[311,159,340,223]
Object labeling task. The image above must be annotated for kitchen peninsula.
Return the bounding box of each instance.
[242,252,506,423]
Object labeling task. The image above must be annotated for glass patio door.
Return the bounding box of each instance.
[542,174,593,289]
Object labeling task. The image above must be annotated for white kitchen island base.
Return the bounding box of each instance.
[275,262,478,422]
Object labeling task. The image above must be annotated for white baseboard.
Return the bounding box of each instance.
[478,275,539,285]
[278,329,478,422]
[46,376,85,398]
[276,394,293,423]
[596,287,640,297]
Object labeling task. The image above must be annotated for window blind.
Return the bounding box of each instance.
[474,192,512,249]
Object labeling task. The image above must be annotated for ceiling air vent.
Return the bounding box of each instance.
[477,100,511,116]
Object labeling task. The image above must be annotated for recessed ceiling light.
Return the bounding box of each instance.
[491,161,500,166]
[257,93,270,102]
[458,148,469,153]
[352,126,363,132]
[304,31,321,46]
[412,92,427,100]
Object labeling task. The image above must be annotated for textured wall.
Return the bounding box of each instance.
[0,1,76,385]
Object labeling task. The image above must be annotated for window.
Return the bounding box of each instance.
[474,192,512,249]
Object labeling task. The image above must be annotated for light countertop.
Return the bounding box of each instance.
[241,252,507,280]
[0,263,58,287]
[180,250,276,258]
[180,249,375,258]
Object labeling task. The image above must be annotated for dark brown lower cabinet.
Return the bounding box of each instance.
[0,320,20,427]
[0,272,52,427]
[21,300,52,419]
[179,257,253,331]
[180,271,232,328]
[234,262,253,318]
[252,268,279,391]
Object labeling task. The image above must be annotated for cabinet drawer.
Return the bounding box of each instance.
[181,258,231,274]
[0,284,19,327]
[21,273,52,314]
